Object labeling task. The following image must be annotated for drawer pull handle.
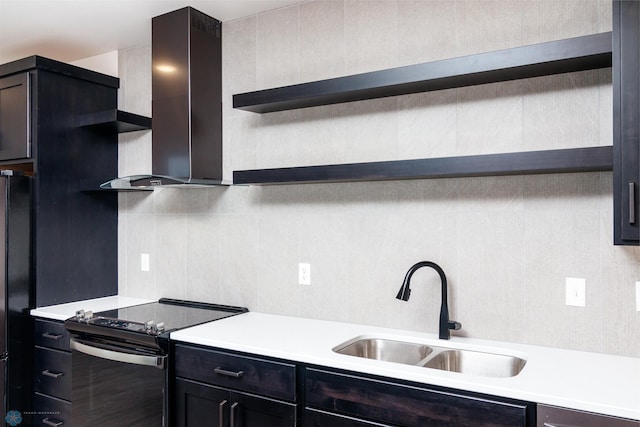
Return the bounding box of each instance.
[214,367,244,378]
[42,418,63,427]
[41,369,63,379]
[42,332,63,340]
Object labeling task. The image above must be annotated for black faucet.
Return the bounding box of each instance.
[396,261,461,340]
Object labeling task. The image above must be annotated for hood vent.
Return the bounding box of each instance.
[101,7,228,190]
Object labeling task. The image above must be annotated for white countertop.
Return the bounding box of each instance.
[30,295,154,321]
[171,312,640,421]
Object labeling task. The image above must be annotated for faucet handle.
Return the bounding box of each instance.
[448,320,462,331]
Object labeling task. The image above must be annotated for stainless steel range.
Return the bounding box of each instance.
[64,298,248,426]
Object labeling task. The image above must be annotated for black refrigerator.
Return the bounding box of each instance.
[0,170,32,420]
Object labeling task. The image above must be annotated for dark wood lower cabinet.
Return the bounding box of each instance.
[175,379,227,427]
[232,391,297,427]
[305,368,533,427]
[174,378,297,427]
[173,344,298,427]
[172,344,640,427]
[32,393,71,427]
[305,408,392,427]
[32,319,72,427]
[173,344,538,427]
[537,404,639,427]
[34,347,71,401]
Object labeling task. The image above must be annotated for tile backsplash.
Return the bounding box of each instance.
[117,0,639,357]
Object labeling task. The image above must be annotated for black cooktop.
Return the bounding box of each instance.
[93,298,246,333]
[65,298,248,350]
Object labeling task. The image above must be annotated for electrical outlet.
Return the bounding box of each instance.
[299,263,311,285]
[636,282,640,312]
[141,253,150,272]
[565,277,585,307]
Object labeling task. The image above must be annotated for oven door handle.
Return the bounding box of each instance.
[70,339,166,369]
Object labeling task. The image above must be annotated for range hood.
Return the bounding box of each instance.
[101,7,229,190]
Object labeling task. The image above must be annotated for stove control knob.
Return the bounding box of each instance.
[145,320,154,332]
[155,322,165,333]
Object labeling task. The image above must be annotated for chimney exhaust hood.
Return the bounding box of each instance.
[101,7,229,190]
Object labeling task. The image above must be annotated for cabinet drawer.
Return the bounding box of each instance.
[305,408,391,426]
[174,344,296,402]
[537,404,639,427]
[34,319,71,351]
[33,392,71,427]
[34,347,71,401]
[306,368,531,427]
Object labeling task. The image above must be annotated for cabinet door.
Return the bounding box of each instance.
[174,378,297,427]
[305,408,392,427]
[0,73,30,161]
[613,0,640,244]
[175,378,229,427]
[230,391,296,427]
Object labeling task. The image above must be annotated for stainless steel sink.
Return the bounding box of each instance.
[333,338,433,365]
[421,348,526,378]
[333,336,526,378]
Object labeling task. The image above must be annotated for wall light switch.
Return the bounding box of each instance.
[566,277,586,307]
[636,282,640,312]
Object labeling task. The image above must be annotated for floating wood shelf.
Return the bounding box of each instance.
[78,110,152,133]
[233,32,612,113]
[233,146,613,185]
[232,32,613,186]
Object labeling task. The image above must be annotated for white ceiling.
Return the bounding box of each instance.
[0,0,303,64]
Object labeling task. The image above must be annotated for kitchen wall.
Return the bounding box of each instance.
[116,0,640,357]
[71,50,118,76]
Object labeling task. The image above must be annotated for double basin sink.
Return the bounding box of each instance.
[333,336,526,378]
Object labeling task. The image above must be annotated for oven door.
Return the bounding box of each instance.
[70,338,168,427]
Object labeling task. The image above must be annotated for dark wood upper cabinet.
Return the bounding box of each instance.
[613,0,640,245]
[0,55,150,304]
[0,72,30,161]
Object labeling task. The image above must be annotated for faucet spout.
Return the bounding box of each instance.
[395,261,461,340]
